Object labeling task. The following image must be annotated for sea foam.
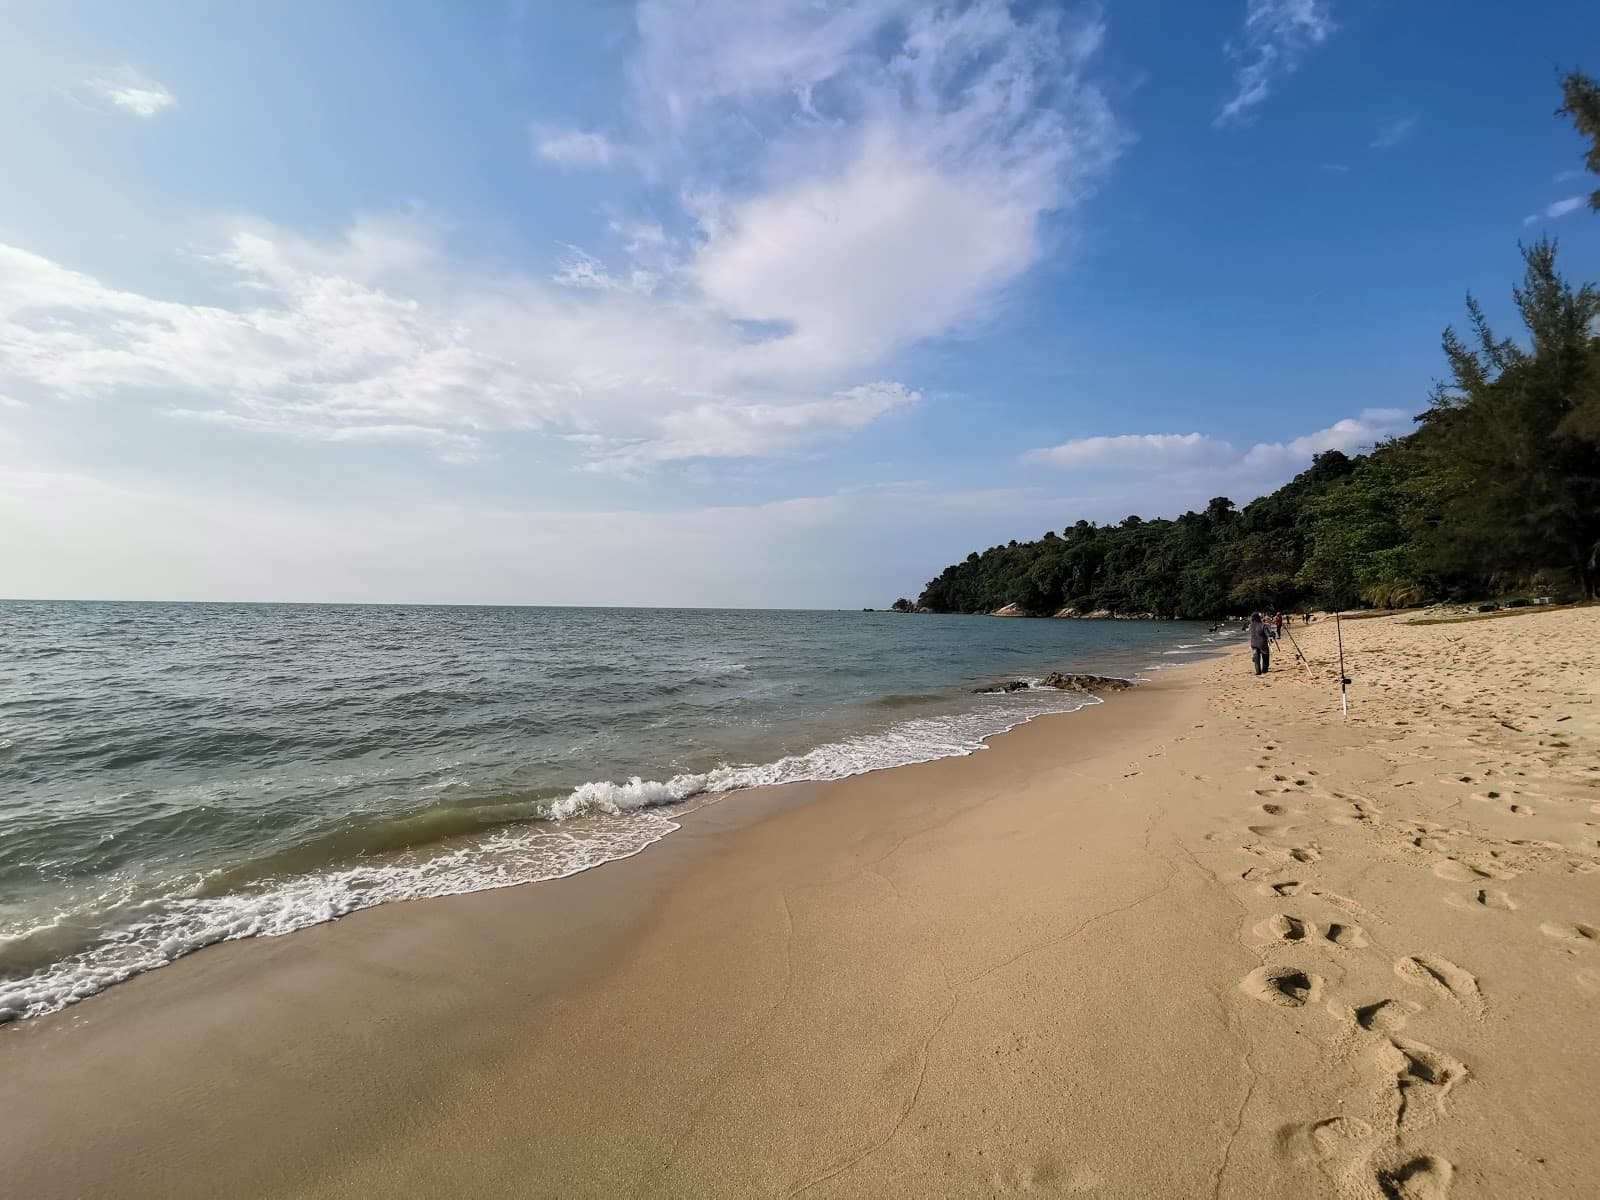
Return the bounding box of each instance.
[0,686,1100,1023]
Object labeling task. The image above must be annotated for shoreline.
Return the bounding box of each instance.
[2,646,1185,1025]
[5,611,1598,1197]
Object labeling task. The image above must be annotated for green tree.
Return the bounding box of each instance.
[1296,443,1426,608]
[1559,70,1600,212]
[1426,240,1600,596]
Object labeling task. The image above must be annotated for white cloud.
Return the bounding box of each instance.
[1523,196,1586,226]
[533,128,618,168]
[1370,114,1416,149]
[83,67,176,118]
[1024,432,1236,469]
[2,2,1126,474]
[1216,0,1336,127]
[1239,408,1411,470]
[0,217,923,468]
[1025,408,1412,477]
[631,0,1122,369]
[692,133,1045,372]
[590,381,918,473]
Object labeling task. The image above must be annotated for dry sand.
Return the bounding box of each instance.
[4,608,1598,1198]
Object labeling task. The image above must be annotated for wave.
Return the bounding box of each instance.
[0,686,1100,1024]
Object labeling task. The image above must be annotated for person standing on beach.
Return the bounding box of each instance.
[1249,613,1271,675]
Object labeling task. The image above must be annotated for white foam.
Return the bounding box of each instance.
[0,687,1101,1023]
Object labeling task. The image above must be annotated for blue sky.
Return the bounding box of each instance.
[2,0,1597,606]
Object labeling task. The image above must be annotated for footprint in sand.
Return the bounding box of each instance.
[1325,922,1368,949]
[989,1155,1100,1194]
[1241,965,1323,1007]
[1475,889,1517,910]
[1354,998,1417,1034]
[1379,1039,1468,1128]
[1539,922,1597,942]
[1254,914,1312,942]
[1433,859,1490,882]
[1375,1153,1454,1199]
[1395,956,1483,1012]
[1307,1115,1372,1159]
[1259,880,1304,898]
[1277,1115,1374,1166]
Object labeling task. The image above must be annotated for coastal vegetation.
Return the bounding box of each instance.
[916,76,1600,619]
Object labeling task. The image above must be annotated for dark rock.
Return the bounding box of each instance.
[1039,672,1133,694]
[973,680,1031,694]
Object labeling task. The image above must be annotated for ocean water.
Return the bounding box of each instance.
[0,601,1234,1021]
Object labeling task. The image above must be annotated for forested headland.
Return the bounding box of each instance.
[912,75,1600,620]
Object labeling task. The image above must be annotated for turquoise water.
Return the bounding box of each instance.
[0,601,1234,1020]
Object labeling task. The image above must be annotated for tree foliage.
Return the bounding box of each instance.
[1559,70,1600,213]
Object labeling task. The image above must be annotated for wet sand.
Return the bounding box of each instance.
[3,608,1597,1198]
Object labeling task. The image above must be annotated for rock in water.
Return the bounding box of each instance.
[1039,672,1132,694]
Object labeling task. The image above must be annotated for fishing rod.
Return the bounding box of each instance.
[1279,618,1312,677]
[1335,612,1350,717]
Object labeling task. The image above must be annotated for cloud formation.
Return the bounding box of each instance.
[84,67,176,117]
[1370,114,1417,149]
[1216,0,1335,126]
[532,128,618,168]
[1523,196,1585,226]
[4,2,1124,474]
[1024,407,1411,477]
[1024,432,1235,469]
[0,219,922,468]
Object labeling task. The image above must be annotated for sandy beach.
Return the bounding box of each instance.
[4,607,1598,1198]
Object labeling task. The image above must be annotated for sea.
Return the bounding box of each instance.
[0,601,1236,1022]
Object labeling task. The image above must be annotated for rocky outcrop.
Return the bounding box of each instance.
[1052,606,1077,618]
[990,603,1028,617]
[1040,672,1133,693]
[974,673,1133,695]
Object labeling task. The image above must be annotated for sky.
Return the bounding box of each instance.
[2,0,1597,607]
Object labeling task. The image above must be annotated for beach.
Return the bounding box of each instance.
[4,607,1598,1198]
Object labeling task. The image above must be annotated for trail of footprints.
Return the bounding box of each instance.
[1230,754,1476,1198]
[1214,613,1600,1196]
